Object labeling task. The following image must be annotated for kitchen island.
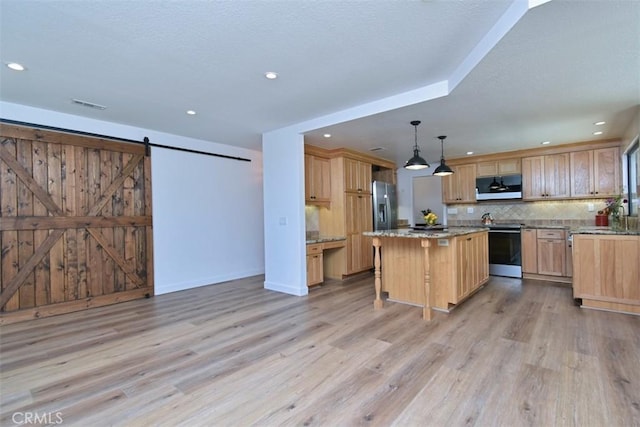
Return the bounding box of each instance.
[363,227,489,320]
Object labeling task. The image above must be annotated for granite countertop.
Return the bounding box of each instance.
[570,226,640,236]
[306,236,347,244]
[522,224,569,230]
[363,227,488,239]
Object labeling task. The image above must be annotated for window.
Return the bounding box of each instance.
[627,138,639,216]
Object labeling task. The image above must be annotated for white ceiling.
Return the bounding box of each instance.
[1,0,639,167]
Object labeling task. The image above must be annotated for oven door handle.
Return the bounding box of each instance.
[489,230,521,233]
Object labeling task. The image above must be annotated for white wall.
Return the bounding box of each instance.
[396,165,444,226]
[262,130,307,296]
[0,102,265,295]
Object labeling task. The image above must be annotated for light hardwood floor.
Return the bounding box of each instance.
[1,274,639,426]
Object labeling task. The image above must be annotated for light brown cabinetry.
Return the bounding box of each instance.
[306,244,324,286]
[536,229,566,276]
[521,228,571,282]
[345,192,373,274]
[522,154,570,200]
[573,234,640,315]
[569,147,620,198]
[304,154,331,205]
[442,164,477,203]
[476,158,521,177]
[374,231,489,311]
[454,231,490,303]
[521,228,538,274]
[344,157,372,194]
[321,153,378,278]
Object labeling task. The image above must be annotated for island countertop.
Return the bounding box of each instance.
[364,227,488,239]
[569,226,640,236]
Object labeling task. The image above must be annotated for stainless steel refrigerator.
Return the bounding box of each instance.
[372,181,398,231]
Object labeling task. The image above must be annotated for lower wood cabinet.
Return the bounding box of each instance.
[306,244,324,287]
[454,231,489,303]
[572,234,640,315]
[536,230,566,276]
[521,228,572,283]
[378,231,489,310]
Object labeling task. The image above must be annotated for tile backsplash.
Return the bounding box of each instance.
[305,205,320,239]
[447,199,638,229]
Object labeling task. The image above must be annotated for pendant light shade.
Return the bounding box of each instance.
[433,135,454,176]
[404,120,429,170]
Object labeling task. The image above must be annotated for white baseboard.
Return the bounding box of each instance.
[264,280,308,296]
[155,269,264,295]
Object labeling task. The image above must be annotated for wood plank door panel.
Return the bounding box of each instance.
[0,124,153,323]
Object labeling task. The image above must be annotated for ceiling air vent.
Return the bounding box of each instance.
[71,98,107,110]
[369,147,385,152]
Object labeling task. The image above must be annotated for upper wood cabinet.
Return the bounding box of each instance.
[442,164,477,203]
[344,158,372,194]
[569,147,620,198]
[305,154,331,205]
[522,154,570,200]
[476,158,521,177]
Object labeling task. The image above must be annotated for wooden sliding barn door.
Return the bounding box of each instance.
[0,124,153,324]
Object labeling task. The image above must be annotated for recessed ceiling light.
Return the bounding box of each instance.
[264,72,278,80]
[6,62,25,71]
[323,133,331,138]
[594,121,606,126]
[466,151,474,155]
[593,131,603,135]
[541,141,551,145]
[186,110,196,115]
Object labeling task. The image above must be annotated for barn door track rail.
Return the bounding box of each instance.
[0,119,251,162]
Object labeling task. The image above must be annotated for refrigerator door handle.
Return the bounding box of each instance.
[378,203,387,225]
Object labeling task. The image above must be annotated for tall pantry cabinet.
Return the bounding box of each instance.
[318,150,396,279]
[321,155,373,278]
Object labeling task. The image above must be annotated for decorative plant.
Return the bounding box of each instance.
[421,209,438,226]
[600,193,627,217]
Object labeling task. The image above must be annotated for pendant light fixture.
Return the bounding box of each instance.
[404,120,429,170]
[433,135,454,176]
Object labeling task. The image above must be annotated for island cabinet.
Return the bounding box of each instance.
[454,231,490,303]
[569,147,620,198]
[442,164,477,203]
[572,233,640,315]
[304,153,331,205]
[368,229,489,319]
[521,228,572,283]
[522,154,570,200]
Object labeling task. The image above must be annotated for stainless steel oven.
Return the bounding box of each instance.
[488,224,522,278]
